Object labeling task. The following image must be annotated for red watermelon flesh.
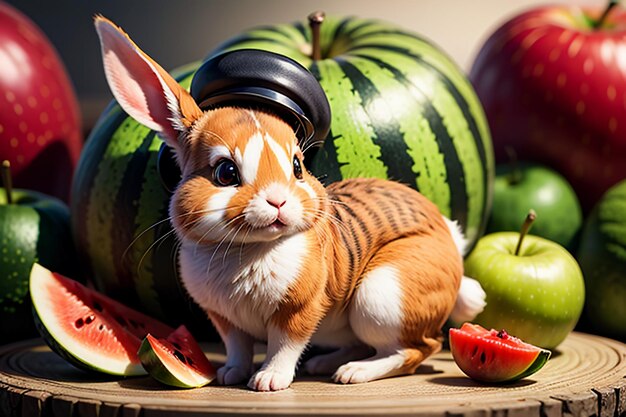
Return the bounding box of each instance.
[139,325,216,388]
[30,263,174,376]
[449,323,551,383]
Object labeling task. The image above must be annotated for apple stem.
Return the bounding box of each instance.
[1,160,13,205]
[594,0,619,29]
[505,146,522,185]
[308,11,325,61]
[515,210,537,256]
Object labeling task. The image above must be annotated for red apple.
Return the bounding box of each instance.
[0,2,82,202]
[470,1,626,211]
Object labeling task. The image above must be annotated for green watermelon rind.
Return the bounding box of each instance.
[138,333,214,388]
[512,349,551,382]
[29,263,147,376]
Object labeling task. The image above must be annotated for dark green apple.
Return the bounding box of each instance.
[1,161,76,344]
[488,163,582,250]
[577,179,626,339]
[465,213,585,350]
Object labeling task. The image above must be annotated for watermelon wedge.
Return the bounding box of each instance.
[138,325,216,388]
[29,263,174,376]
[449,322,551,383]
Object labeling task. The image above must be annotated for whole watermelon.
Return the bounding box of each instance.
[71,16,493,335]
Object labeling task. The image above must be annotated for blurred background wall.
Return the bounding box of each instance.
[5,0,602,130]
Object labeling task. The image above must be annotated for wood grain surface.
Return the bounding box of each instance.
[2,332,626,416]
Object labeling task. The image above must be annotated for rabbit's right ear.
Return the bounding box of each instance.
[94,16,202,153]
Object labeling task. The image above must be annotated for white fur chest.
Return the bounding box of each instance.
[178,233,309,340]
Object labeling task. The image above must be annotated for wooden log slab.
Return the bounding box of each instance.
[2,332,626,416]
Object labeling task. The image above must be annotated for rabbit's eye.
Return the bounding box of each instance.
[293,156,303,180]
[213,159,240,187]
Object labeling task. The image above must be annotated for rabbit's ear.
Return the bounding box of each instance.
[94,16,202,152]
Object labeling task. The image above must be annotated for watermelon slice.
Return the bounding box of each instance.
[29,263,174,376]
[138,325,216,388]
[449,322,551,383]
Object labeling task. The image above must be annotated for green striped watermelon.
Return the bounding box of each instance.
[71,16,493,335]
[211,15,494,246]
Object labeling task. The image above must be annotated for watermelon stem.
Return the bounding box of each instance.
[308,11,325,61]
[1,160,13,205]
[514,210,536,256]
[593,0,619,29]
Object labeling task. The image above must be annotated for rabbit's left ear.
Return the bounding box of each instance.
[94,16,202,152]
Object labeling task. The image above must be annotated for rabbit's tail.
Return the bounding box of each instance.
[444,218,487,325]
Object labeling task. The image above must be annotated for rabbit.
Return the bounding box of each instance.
[94,16,485,392]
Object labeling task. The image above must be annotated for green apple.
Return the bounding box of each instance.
[577,179,626,339]
[465,212,585,350]
[487,163,582,250]
[1,161,77,344]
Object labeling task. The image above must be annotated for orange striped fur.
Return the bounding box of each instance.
[170,107,463,386]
